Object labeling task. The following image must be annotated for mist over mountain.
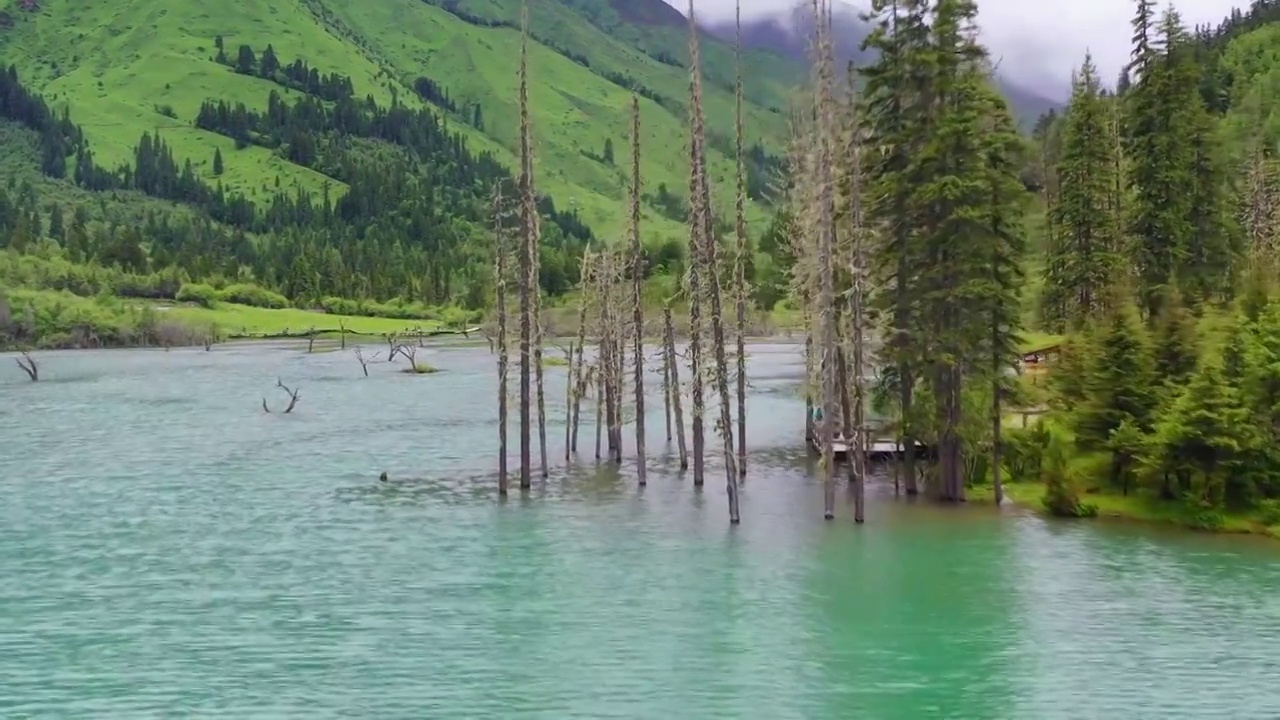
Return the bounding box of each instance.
[692,0,1064,125]
[670,0,1247,104]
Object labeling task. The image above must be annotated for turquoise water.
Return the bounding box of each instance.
[2,342,1279,718]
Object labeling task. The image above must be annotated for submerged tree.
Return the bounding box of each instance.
[629,97,648,486]
[684,0,709,490]
[686,0,740,521]
[516,1,545,489]
[495,184,511,496]
[734,0,750,479]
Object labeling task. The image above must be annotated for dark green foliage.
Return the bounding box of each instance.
[1075,306,1156,448]
[212,148,224,176]
[1041,427,1099,517]
[1042,54,1118,329]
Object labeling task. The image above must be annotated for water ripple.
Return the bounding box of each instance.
[2,344,1279,718]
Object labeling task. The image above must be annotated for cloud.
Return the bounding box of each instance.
[665,0,1246,93]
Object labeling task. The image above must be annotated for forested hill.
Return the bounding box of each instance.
[0,0,801,245]
[0,0,806,334]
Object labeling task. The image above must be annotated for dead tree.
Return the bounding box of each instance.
[593,248,625,464]
[516,0,539,489]
[534,260,549,479]
[686,0,739,521]
[569,250,593,453]
[495,183,511,496]
[809,0,840,520]
[595,363,605,460]
[835,55,871,523]
[354,347,380,377]
[684,0,708,488]
[629,97,648,486]
[662,331,673,442]
[262,378,301,414]
[663,303,688,469]
[307,327,317,353]
[563,342,574,461]
[15,352,38,381]
[733,0,750,479]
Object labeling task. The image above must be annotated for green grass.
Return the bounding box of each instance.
[0,0,792,241]
[160,301,441,337]
[970,480,1280,539]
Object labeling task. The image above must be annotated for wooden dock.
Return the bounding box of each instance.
[807,434,928,461]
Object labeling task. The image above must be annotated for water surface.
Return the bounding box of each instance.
[2,342,1278,718]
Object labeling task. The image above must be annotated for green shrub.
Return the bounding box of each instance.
[215,283,290,309]
[176,282,219,307]
[1040,427,1099,518]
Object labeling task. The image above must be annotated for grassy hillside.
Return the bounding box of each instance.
[0,0,795,243]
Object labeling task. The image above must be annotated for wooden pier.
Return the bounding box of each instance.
[807,434,928,461]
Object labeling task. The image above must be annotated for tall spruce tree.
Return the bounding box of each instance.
[978,83,1029,507]
[910,0,996,501]
[860,0,931,494]
[1125,4,1196,322]
[1043,53,1118,329]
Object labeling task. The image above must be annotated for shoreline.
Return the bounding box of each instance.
[968,482,1280,541]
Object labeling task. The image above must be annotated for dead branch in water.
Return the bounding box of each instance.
[354,347,380,377]
[15,352,38,381]
[263,378,301,414]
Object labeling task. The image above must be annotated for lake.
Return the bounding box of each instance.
[2,341,1278,718]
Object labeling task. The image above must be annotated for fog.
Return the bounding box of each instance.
[667,0,1246,95]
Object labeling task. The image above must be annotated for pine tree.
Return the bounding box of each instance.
[1125,5,1196,321]
[603,138,615,165]
[1043,53,1118,329]
[1182,92,1233,304]
[1076,305,1157,459]
[235,45,257,75]
[910,0,994,501]
[213,147,224,176]
[47,203,64,241]
[860,0,932,495]
[978,83,1029,507]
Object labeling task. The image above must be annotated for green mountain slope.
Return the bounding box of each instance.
[0,0,793,242]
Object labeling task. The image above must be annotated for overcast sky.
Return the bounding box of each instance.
[666,0,1245,93]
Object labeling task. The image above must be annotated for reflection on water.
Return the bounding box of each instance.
[1,342,1278,718]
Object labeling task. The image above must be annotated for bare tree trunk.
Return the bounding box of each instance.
[570,252,592,453]
[595,365,605,461]
[684,0,707,489]
[662,333,673,442]
[813,0,839,520]
[841,66,869,524]
[565,341,574,462]
[733,0,749,480]
[535,270,548,479]
[517,3,534,490]
[991,322,1004,506]
[664,305,689,470]
[495,185,510,496]
[804,327,814,445]
[629,97,648,486]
